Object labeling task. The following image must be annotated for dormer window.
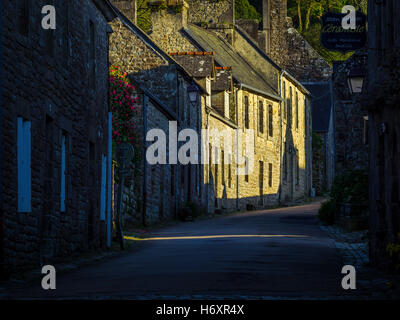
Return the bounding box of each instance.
[206,78,211,107]
[224,91,229,118]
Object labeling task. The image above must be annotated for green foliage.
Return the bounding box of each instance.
[318,170,368,225]
[249,0,367,64]
[235,0,260,21]
[312,131,324,151]
[137,0,151,32]
[386,233,400,272]
[318,199,335,225]
[173,4,184,13]
[330,169,368,204]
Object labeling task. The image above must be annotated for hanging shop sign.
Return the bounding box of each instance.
[320,11,367,53]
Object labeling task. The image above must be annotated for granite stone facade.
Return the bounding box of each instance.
[108,3,206,224]
[1,0,114,273]
[362,0,400,269]
[148,0,312,212]
[332,54,368,175]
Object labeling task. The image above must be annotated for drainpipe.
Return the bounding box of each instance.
[206,105,210,215]
[106,25,113,248]
[278,72,284,204]
[235,85,240,211]
[0,0,4,279]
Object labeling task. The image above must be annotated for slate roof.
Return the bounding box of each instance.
[213,67,233,91]
[303,82,333,133]
[169,52,215,78]
[184,24,281,100]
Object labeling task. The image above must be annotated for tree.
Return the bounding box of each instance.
[296,0,303,32]
[235,0,260,21]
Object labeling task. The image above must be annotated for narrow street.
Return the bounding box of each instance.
[7,202,357,299]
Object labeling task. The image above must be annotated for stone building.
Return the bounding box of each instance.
[362,0,400,268]
[304,82,335,195]
[107,2,207,224]
[147,0,312,210]
[0,0,115,274]
[235,0,331,82]
[332,53,369,175]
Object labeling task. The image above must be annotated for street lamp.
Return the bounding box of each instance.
[187,82,199,107]
[347,67,365,94]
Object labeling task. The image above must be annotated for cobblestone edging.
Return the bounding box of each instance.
[321,225,400,299]
[320,226,369,267]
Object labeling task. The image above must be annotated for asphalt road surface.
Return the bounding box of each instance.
[8,202,356,299]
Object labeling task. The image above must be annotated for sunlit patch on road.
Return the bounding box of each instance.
[124,234,310,241]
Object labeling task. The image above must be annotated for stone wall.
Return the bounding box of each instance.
[312,132,327,195]
[109,10,206,224]
[149,8,198,52]
[109,18,179,113]
[279,75,310,202]
[1,0,110,271]
[187,0,234,25]
[363,0,400,267]
[264,0,331,82]
[333,55,368,175]
[235,90,282,209]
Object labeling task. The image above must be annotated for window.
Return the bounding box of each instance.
[244,96,249,129]
[224,91,230,119]
[17,0,29,36]
[258,101,264,134]
[283,81,287,120]
[295,91,299,129]
[268,163,273,188]
[304,97,307,132]
[245,156,249,182]
[17,117,31,212]
[180,165,185,188]
[214,147,219,193]
[206,78,211,107]
[170,165,175,196]
[268,105,273,137]
[45,0,54,56]
[89,20,96,89]
[89,142,95,187]
[228,154,232,188]
[221,150,225,186]
[259,161,264,190]
[60,0,70,63]
[289,86,293,127]
[60,132,68,213]
[296,153,300,186]
[100,154,107,220]
[283,142,287,181]
[363,116,369,145]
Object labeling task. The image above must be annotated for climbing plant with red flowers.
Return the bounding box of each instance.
[109,65,138,147]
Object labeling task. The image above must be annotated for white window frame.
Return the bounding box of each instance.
[224,91,230,118]
[206,78,211,107]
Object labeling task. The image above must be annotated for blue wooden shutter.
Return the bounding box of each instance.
[60,134,66,212]
[100,154,106,221]
[18,118,31,212]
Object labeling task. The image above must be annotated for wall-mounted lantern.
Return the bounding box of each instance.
[347,67,365,94]
[187,82,199,107]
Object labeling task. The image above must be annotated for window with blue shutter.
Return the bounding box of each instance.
[100,154,107,221]
[60,133,66,212]
[17,117,31,212]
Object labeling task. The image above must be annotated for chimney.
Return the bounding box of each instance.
[262,0,270,31]
[110,0,137,24]
[149,0,189,32]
